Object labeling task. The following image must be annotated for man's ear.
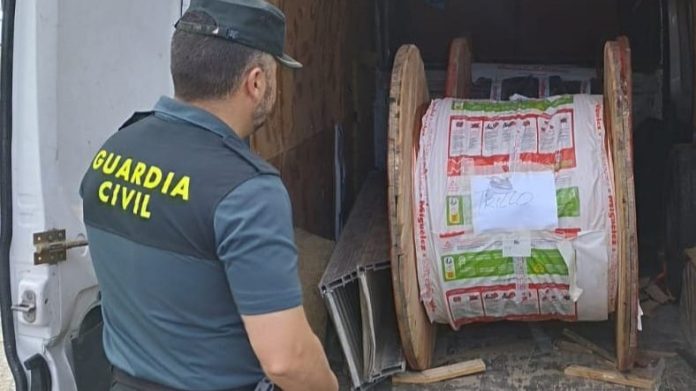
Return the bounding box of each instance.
[243,66,266,102]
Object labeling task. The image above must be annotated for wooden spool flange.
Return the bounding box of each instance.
[445,37,473,99]
[387,45,436,371]
[605,37,639,372]
[388,39,473,370]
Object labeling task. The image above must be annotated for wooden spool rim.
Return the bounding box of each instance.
[445,37,473,99]
[605,37,639,372]
[388,38,473,370]
[388,44,436,371]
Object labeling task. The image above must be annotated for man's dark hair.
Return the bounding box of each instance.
[171,11,270,101]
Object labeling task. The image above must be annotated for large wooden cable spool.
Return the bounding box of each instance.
[388,37,638,371]
[387,45,436,371]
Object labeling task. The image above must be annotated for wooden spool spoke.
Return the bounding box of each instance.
[388,45,436,370]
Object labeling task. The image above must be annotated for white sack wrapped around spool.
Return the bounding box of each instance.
[414,95,618,329]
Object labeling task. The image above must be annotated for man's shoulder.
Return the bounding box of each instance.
[227,145,280,178]
[221,174,289,209]
[108,111,280,178]
[118,111,155,130]
[213,174,291,228]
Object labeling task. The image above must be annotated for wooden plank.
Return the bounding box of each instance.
[604,37,639,371]
[392,359,486,385]
[644,284,671,304]
[562,329,616,364]
[564,365,659,390]
[445,37,472,99]
[388,45,436,370]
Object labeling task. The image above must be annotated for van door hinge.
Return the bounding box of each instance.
[33,229,88,265]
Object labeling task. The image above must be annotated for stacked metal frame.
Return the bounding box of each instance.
[320,172,405,390]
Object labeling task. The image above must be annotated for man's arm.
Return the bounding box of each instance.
[214,175,337,391]
[243,307,338,390]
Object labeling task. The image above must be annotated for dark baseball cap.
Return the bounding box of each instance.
[175,0,302,69]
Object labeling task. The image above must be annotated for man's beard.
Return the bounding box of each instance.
[252,82,275,132]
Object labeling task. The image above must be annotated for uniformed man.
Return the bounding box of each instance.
[80,1,339,390]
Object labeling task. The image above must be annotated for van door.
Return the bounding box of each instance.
[1,1,185,389]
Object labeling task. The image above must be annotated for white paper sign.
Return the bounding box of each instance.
[471,172,559,234]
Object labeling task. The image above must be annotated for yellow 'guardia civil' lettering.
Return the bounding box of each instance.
[92,149,190,202]
[98,181,152,219]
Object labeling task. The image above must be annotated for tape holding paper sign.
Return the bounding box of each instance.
[502,233,532,257]
[414,95,616,328]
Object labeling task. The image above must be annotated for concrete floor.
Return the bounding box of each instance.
[332,304,696,390]
[0,323,15,390]
[1,306,693,390]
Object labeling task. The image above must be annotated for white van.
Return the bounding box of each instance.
[1,2,188,389]
[1,0,694,390]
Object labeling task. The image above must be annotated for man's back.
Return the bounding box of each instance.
[81,102,300,390]
[80,1,338,389]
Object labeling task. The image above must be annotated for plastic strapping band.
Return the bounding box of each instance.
[557,239,583,302]
[513,256,529,304]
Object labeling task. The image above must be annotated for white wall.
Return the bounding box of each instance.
[12,1,182,389]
